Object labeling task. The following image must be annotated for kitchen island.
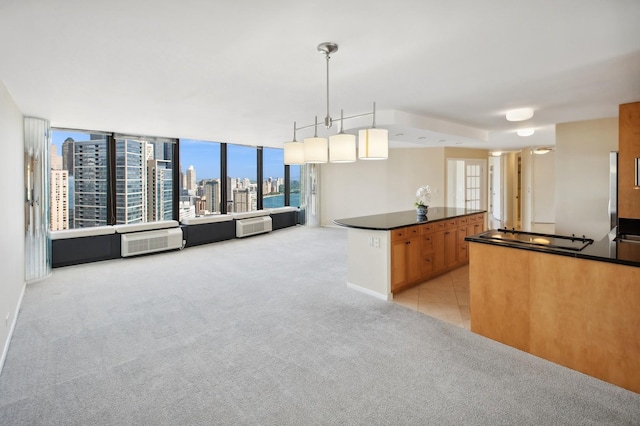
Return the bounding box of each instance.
[334,208,485,300]
[465,229,640,393]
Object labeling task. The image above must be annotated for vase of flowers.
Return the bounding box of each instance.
[415,185,431,216]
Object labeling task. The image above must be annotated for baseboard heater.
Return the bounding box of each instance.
[121,228,183,257]
[236,216,272,238]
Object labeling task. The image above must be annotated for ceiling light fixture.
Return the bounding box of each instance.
[532,147,552,155]
[490,151,502,157]
[284,42,388,164]
[517,128,535,137]
[506,108,534,122]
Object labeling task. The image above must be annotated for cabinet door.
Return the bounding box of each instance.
[406,236,423,283]
[432,230,446,273]
[444,228,458,268]
[391,238,408,291]
[458,225,469,264]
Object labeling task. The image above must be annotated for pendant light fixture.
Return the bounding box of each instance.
[283,122,304,165]
[284,42,388,164]
[304,116,328,163]
[358,102,388,160]
[330,109,356,163]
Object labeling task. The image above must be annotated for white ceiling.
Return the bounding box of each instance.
[1,0,639,152]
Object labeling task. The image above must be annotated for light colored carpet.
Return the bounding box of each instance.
[0,226,638,425]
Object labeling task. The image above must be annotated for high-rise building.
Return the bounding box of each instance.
[115,138,145,224]
[61,137,74,176]
[186,165,197,195]
[147,159,172,221]
[50,169,68,231]
[233,187,250,212]
[204,179,220,214]
[50,144,68,230]
[73,138,108,228]
[50,143,63,170]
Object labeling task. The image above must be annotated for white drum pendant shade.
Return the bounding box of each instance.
[329,133,356,163]
[358,128,388,160]
[284,141,305,165]
[304,137,328,163]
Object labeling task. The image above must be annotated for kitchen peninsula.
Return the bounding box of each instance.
[466,229,640,393]
[334,208,485,300]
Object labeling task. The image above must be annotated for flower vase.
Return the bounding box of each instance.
[416,205,428,217]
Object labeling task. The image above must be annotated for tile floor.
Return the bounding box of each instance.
[392,265,471,329]
[393,222,555,329]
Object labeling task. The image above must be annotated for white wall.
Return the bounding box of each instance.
[532,150,555,223]
[555,118,618,239]
[0,80,26,372]
[320,148,445,226]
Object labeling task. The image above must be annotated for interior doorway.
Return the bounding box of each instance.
[489,156,502,228]
[446,159,487,211]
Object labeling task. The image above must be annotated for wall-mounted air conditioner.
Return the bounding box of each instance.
[121,228,183,257]
[236,216,272,238]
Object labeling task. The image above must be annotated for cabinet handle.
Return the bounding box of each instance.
[406,241,411,245]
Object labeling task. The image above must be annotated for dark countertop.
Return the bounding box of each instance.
[333,208,485,231]
[466,228,640,268]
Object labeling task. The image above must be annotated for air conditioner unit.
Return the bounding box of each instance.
[121,228,183,257]
[236,216,272,238]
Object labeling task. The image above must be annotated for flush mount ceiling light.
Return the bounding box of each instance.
[517,128,535,137]
[283,42,388,165]
[490,151,503,157]
[506,108,534,122]
[532,147,552,155]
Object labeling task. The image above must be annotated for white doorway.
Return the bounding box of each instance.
[489,156,502,228]
[446,159,487,211]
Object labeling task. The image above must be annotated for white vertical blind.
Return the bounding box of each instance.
[24,117,52,282]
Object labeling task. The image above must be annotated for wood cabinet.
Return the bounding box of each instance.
[469,242,640,394]
[391,226,423,292]
[390,213,485,292]
[619,101,640,219]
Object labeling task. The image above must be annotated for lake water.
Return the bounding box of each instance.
[263,192,300,209]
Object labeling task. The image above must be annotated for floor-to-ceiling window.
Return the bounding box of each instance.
[289,165,301,207]
[114,135,175,224]
[50,129,176,229]
[50,130,109,229]
[178,139,221,218]
[227,144,257,213]
[262,147,285,208]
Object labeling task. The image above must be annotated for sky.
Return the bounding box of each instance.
[52,131,299,182]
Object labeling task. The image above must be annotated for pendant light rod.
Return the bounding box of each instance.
[294,105,377,132]
[325,49,331,128]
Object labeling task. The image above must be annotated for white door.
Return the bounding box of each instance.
[446,159,487,210]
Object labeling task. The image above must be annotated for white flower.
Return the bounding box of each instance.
[415,185,431,207]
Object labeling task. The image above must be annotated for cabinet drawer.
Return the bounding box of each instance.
[390,228,407,241]
[468,215,477,223]
[420,223,435,235]
[434,221,446,231]
[445,219,458,229]
[406,225,420,237]
[458,217,469,226]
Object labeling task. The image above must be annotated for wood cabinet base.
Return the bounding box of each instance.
[469,243,640,394]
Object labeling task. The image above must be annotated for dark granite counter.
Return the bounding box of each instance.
[333,207,485,231]
[466,228,640,268]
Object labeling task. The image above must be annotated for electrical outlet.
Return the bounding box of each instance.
[5,312,9,327]
[373,238,380,248]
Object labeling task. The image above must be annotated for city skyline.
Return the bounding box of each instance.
[51,132,298,182]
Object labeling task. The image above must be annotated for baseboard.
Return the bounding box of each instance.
[0,282,26,376]
[347,282,391,301]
